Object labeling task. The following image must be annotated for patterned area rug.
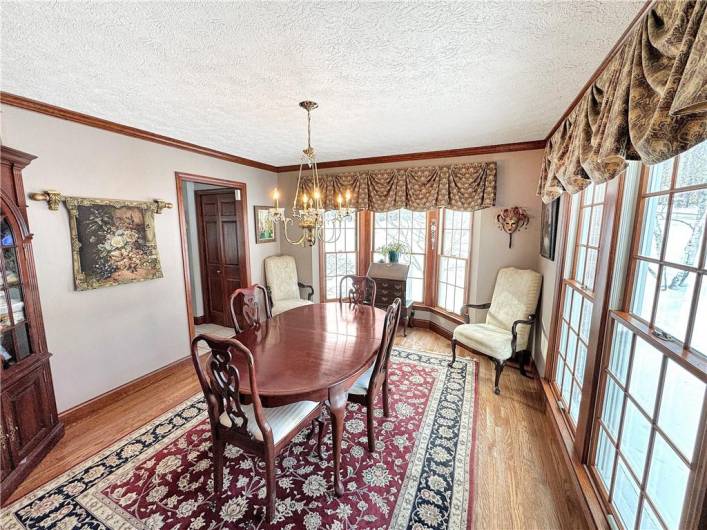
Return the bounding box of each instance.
[1,348,478,529]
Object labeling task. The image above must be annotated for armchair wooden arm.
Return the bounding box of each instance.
[298,282,314,301]
[511,314,536,376]
[459,302,491,324]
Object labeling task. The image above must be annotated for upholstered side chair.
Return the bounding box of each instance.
[345,298,401,451]
[263,255,314,316]
[229,284,271,334]
[190,334,325,522]
[450,267,542,394]
[338,274,377,307]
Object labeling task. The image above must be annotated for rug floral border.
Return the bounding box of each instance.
[1,348,478,530]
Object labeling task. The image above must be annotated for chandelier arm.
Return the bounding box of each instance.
[281,217,306,247]
[324,217,343,244]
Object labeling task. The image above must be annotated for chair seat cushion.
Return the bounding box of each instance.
[348,365,374,395]
[219,400,319,443]
[453,323,513,361]
[271,298,313,316]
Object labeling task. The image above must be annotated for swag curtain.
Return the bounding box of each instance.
[538,0,707,203]
[302,162,496,213]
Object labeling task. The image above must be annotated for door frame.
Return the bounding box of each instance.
[175,172,251,340]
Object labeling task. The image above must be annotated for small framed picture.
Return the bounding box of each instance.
[540,197,560,260]
[254,206,276,244]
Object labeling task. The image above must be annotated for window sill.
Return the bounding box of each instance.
[412,304,464,325]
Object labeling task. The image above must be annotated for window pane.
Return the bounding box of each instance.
[602,377,624,440]
[580,207,591,245]
[647,158,674,192]
[639,502,664,530]
[658,359,706,461]
[575,342,587,386]
[559,321,568,357]
[570,289,582,330]
[609,323,633,385]
[620,400,651,477]
[589,205,603,246]
[613,459,640,530]
[566,332,577,372]
[555,357,565,390]
[585,248,598,291]
[693,283,707,354]
[664,190,706,267]
[629,338,663,415]
[631,259,658,322]
[675,140,707,188]
[638,195,668,259]
[575,246,586,284]
[646,434,690,530]
[561,366,572,404]
[654,268,695,342]
[596,427,616,492]
[594,182,606,203]
[570,381,581,423]
[580,298,592,342]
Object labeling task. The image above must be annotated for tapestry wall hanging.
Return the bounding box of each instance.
[30,191,172,291]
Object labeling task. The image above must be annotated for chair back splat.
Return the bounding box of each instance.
[370,298,402,385]
[190,335,272,445]
[339,275,377,307]
[229,284,271,334]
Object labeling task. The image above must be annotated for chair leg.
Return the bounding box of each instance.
[519,349,532,378]
[493,359,506,395]
[449,339,458,367]
[382,377,391,417]
[366,399,376,452]
[213,435,225,498]
[264,446,276,522]
[316,418,327,458]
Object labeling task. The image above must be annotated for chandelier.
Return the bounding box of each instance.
[268,101,354,247]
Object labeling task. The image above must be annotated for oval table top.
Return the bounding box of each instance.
[231,302,386,404]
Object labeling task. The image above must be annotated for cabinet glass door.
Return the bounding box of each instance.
[1,217,33,368]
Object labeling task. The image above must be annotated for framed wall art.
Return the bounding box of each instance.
[540,197,560,260]
[254,205,276,244]
[29,191,172,290]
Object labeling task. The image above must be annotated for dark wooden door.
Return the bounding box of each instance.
[197,190,247,327]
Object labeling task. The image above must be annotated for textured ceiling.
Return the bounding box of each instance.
[1,1,643,166]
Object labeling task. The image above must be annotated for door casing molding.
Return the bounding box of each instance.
[175,172,251,340]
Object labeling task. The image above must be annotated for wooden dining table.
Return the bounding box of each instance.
[231,301,386,496]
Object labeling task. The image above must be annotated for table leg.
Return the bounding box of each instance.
[328,386,347,497]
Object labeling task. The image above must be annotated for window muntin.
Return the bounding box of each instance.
[437,209,472,313]
[372,209,427,302]
[592,319,706,530]
[552,183,606,430]
[322,211,357,301]
[590,141,707,530]
[628,141,707,352]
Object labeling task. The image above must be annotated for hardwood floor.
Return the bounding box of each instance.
[3,328,587,529]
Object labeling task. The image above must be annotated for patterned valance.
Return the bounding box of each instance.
[302,162,496,212]
[538,0,707,203]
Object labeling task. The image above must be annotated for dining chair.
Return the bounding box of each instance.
[229,284,271,334]
[190,334,324,522]
[264,255,314,316]
[338,274,377,307]
[346,297,401,452]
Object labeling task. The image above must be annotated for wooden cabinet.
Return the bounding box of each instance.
[367,263,415,336]
[0,146,63,503]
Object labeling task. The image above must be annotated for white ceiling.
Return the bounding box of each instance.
[1,1,643,167]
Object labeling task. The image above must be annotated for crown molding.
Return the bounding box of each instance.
[274,140,547,173]
[2,91,546,173]
[0,92,278,172]
[544,0,656,141]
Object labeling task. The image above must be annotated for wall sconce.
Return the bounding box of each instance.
[496,207,529,248]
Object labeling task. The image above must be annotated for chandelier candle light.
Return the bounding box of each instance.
[268,101,354,247]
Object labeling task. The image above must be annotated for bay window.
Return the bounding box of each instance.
[371,209,427,302]
[437,209,472,314]
[321,210,358,301]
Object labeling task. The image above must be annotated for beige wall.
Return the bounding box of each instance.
[277,149,548,364]
[1,105,280,412]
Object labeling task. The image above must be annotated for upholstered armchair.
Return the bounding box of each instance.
[264,255,314,316]
[450,267,542,394]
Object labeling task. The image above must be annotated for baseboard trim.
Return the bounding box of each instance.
[540,378,608,530]
[59,355,194,425]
